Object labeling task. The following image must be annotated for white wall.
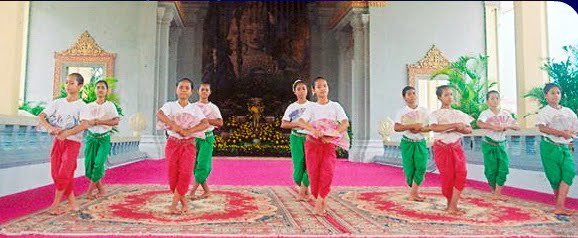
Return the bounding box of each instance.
[25,1,158,135]
[368,1,486,140]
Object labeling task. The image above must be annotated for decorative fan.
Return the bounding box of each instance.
[486,115,516,127]
[400,110,429,135]
[157,113,206,139]
[400,110,425,124]
[550,114,578,135]
[197,104,218,119]
[307,118,350,150]
[288,108,306,121]
[37,115,78,132]
[435,110,473,125]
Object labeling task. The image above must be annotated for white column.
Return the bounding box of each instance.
[485,1,500,87]
[152,7,165,133]
[361,13,370,139]
[348,11,366,162]
[514,1,549,128]
[168,27,182,101]
[335,31,351,115]
[348,9,380,163]
[139,6,173,159]
[158,9,174,111]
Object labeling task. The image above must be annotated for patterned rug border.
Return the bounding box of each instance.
[1,185,574,238]
[0,232,571,238]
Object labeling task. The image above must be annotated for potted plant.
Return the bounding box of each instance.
[431,55,496,128]
[524,44,578,116]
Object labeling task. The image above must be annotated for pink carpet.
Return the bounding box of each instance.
[1,157,576,227]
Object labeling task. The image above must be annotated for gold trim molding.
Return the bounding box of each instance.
[329,1,387,29]
[407,45,450,87]
[53,31,116,98]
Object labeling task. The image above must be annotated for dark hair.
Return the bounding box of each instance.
[543,83,561,95]
[199,82,211,88]
[68,73,84,85]
[402,86,415,97]
[95,80,109,89]
[435,85,451,98]
[312,76,326,86]
[292,79,307,91]
[177,78,194,88]
[486,90,499,100]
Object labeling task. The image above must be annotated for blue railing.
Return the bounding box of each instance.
[0,122,148,169]
[376,133,578,172]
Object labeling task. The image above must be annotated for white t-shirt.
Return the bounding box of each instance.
[300,101,348,134]
[477,109,515,141]
[394,105,430,141]
[429,108,474,144]
[160,101,206,139]
[80,101,120,134]
[193,101,222,132]
[536,105,578,144]
[42,98,87,142]
[282,101,312,134]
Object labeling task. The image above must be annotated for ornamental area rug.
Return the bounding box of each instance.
[1,185,576,237]
[327,187,577,237]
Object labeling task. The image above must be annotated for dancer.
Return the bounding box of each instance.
[429,85,473,215]
[298,77,349,215]
[38,73,88,215]
[80,80,120,199]
[281,79,312,201]
[536,83,577,216]
[157,78,209,214]
[189,83,222,200]
[477,90,519,201]
[394,86,431,202]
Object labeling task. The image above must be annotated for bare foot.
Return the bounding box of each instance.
[200,192,211,199]
[492,194,508,201]
[181,206,190,214]
[409,195,426,202]
[47,206,64,216]
[66,206,80,213]
[296,192,308,201]
[313,208,326,216]
[554,208,575,216]
[447,208,466,216]
[168,206,180,215]
[314,199,323,216]
[87,193,96,200]
[321,199,329,215]
[96,191,106,198]
[189,194,201,201]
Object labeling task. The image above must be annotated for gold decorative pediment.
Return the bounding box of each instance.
[407,45,450,87]
[60,31,111,56]
[53,31,116,98]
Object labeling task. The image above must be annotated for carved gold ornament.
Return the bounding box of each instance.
[53,31,116,98]
[407,45,450,87]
